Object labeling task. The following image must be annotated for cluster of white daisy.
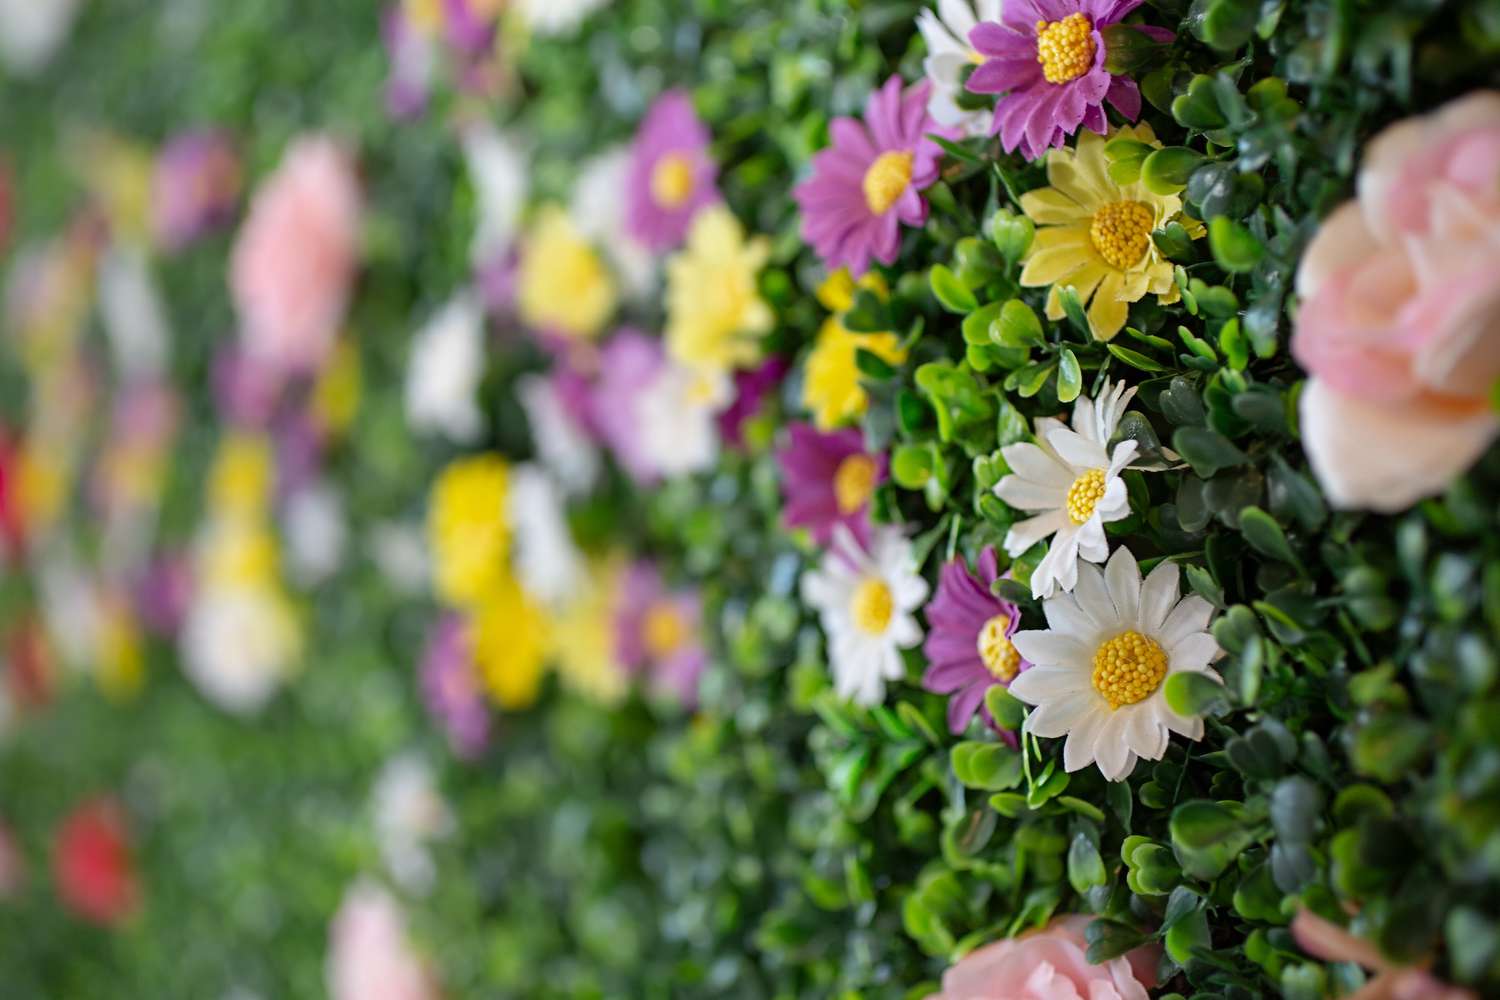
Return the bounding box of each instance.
[995,379,1224,780]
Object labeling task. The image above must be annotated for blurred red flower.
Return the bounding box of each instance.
[52,797,138,925]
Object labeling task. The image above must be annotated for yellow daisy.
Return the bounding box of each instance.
[516,205,617,340]
[664,205,774,374]
[801,270,906,430]
[550,555,629,707]
[1018,124,1202,341]
[470,574,550,710]
[427,453,511,607]
[207,432,274,517]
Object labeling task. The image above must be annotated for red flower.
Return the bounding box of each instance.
[53,798,139,925]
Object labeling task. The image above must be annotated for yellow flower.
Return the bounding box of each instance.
[664,206,774,374]
[311,338,362,437]
[94,596,144,702]
[199,517,280,589]
[207,432,274,516]
[471,575,550,710]
[801,271,906,430]
[403,0,443,33]
[550,555,628,707]
[16,440,68,538]
[428,453,511,607]
[516,205,617,340]
[1018,124,1203,341]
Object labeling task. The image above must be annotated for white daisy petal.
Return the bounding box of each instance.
[1106,439,1140,477]
[1124,704,1170,761]
[1160,594,1215,646]
[1168,632,1221,671]
[1071,393,1098,442]
[1026,691,1097,739]
[1042,590,1095,638]
[1138,561,1181,632]
[1031,524,1083,598]
[996,474,1071,512]
[1008,666,1093,701]
[1046,427,1111,471]
[1074,515,1110,563]
[1096,475,1130,522]
[1105,545,1142,625]
[1004,509,1068,557]
[1071,559,1119,628]
[1000,441,1075,489]
[1011,631,1093,671]
[1093,712,1136,780]
[1062,709,1107,771]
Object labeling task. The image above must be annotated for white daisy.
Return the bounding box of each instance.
[570,147,655,298]
[98,247,170,379]
[635,361,728,479]
[179,583,300,716]
[802,524,930,707]
[513,0,610,36]
[1008,545,1221,781]
[371,752,454,896]
[463,126,528,270]
[0,0,82,76]
[915,0,1003,138]
[516,373,600,497]
[404,292,486,443]
[370,520,429,596]
[282,481,346,587]
[506,463,583,608]
[994,378,1141,599]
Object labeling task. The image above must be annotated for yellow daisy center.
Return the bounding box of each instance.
[650,152,695,209]
[850,577,895,635]
[1035,13,1097,85]
[1092,629,1169,709]
[643,602,688,659]
[1065,468,1108,525]
[977,615,1020,682]
[833,454,879,515]
[862,150,914,216]
[1090,200,1156,270]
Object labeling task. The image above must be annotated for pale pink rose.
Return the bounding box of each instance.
[326,879,440,1000]
[930,915,1159,1000]
[1292,91,1500,512]
[229,135,361,375]
[1291,909,1477,1000]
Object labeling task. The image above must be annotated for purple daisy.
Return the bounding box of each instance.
[625,90,720,252]
[716,356,787,449]
[419,615,491,759]
[921,546,1030,737]
[151,131,241,252]
[794,75,958,276]
[775,422,887,546]
[614,561,708,707]
[381,4,434,121]
[966,0,1170,160]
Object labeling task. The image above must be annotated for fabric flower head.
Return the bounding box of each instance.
[151,131,241,252]
[53,797,139,926]
[516,204,617,340]
[326,880,441,1000]
[664,205,773,374]
[615,561,707,706]
[966,0,1165,160]
[229,135,361,375]
[419,615,491,759]
[1018,124,1198,341]
[916,0,1004,138]
[1293,90,1500,512]
[802,524,929,707]
[776,422,887,546]
[795,75,957,276]
[427,453,510,607]
[1008,545,1220,781]
[626,89,719,252]
[995,378,1139,598]
[404,292,486,443]
[921,546,1030,735]
[801,271,908,430]
[931,915,1158,1000]
[470,574,550,710]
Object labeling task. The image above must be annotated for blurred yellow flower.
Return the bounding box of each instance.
[428,453,511,607]
[471,575,550,710]
[516,205,616,340]
[551,556,628,707]
[208,433,274,517]
[16,440,68,538]
[801,269,905,430]
[1018,124,1203,341]
[665,206,774,374]
[311,338,362,437]
[199,517,280,589]
[94,596,144,702]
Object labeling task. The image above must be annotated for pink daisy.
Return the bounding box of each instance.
[625,90,720,252]
[775,422,887,546]
[794,75,958,276]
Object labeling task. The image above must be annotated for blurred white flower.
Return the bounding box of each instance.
[370,520,429,595]
[0,0,83,76]
[404,293,485,443]
[513,0,610,36]
[326,879,440,1000]
[915,0,1003,138]
[282,482,346,587]
[516,373,599,497]
[571,147,655,298]
[98,248,170,379]
[371,753,454,896]
[179,585,300,716]
[464,126,528,269]
[636,361,727,479]
[506,463,583,608]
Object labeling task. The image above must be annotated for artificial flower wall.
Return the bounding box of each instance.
[2,0,1500,997]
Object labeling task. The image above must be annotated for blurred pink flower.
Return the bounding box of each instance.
[230,135,361,376]
[1293,91,1500,512]
[53,797,139,926]
[930,915,1157,1000]
[326,879,440,1000]
[1291,909,1477,1000]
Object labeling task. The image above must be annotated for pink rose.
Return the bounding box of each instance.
[1293,91,1500,512]
[1291,909,1477,1000]
[326,880,440,1000]
[229,135,361,376]
[930,916,1159,1000]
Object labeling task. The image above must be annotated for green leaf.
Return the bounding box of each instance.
[855,347,897,380]
[951,741,1025,791]
[1237,506,1301,567]
[1068,834,1108,894]
[1163,671,1229,717]
[983,685,1027,732]
[962,301,1004,345]
[1173,426,1250,476]
[1141,147,1205,195]
[989,210,1035,266]
[890,444,934,489]
[1107,343,1169,373]
[1208,216,1265,273]
[1056,348,1083,403]
[930,264,978,313]
[996,299,1044,348]
[1170,800,1255,879]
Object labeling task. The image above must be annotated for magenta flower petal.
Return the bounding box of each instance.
[625,90,720,251]
[775,422,887,545]
[921,547,1029,736]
